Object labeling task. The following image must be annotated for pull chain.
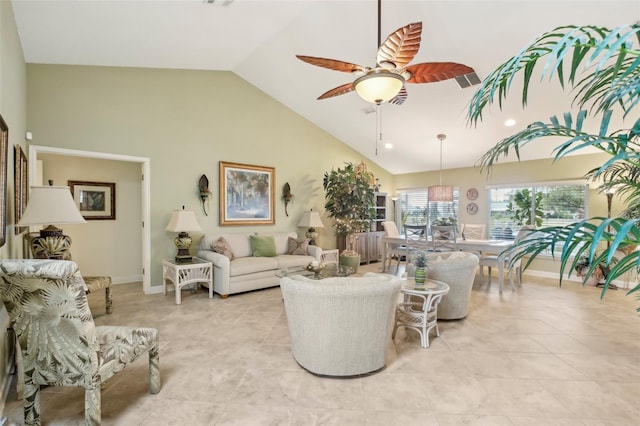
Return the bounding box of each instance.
[375,102,383,156]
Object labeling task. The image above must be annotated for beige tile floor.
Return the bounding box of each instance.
[3,263,639,425]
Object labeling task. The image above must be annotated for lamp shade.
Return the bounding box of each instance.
[428,185,454,202]
[17,186,87,226]
[297,211,324,229]
[166,209,202,232]
[354,70,404,103]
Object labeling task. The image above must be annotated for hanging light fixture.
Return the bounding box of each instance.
[354,70,404,104]
[428,133,453,202]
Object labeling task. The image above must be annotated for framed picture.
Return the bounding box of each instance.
[0,114,7,247]
[219,161,275,226]
[14,145,28,234]
[68,180,116,220]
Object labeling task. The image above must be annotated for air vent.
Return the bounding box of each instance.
[455,72,481,89]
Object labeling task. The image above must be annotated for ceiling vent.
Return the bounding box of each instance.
[455,72,481,89]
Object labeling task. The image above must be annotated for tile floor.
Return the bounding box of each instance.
[2,263,639,425]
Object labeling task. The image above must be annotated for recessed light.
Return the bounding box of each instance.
[384,143,393,149]
[504,119,516,127]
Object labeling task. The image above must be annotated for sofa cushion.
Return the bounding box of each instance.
[212,237,235,260]
[230,256,279,277]
[223,234,252,258]
[250,235,277,257]
[287,237,310,255]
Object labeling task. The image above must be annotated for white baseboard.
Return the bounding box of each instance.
[111,275,143,285]
[522,269,628,286]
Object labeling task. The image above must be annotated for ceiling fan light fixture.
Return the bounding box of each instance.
[354,69,404,103]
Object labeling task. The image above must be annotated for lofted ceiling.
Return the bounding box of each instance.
[11,0,639,174]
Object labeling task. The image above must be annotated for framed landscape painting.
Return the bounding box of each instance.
[219,161,275,226]
[68,180,116,220]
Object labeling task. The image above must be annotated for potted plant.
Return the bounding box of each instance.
[323,162,376,270]
[432,216,457,227]
[412,250,428,285]
[467,24,640,306]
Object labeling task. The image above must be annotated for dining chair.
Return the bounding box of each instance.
[381,221,406,273]
[404,224,429,267]
[461,223,486,240]
[430,225,458,252]
[479,225,535,292]
[0,259,160,426]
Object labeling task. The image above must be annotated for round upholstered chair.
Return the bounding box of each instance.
[424,251,479,319]
[280,273,402,376]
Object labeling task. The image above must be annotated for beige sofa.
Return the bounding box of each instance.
[197,231,321,298]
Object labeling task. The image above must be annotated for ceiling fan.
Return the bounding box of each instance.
[296,0,479,105]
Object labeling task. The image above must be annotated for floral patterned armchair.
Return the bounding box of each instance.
[0,259,160,426]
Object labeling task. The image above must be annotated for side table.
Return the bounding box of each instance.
[392,278,449,348]
[162,257,213,304]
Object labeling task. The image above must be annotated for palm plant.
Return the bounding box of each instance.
[467,24,640,308]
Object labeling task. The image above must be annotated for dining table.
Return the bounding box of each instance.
[380,235,514,273]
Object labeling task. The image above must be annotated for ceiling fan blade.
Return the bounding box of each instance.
[388,86,407,105]
[404,62,475,83]
[376,22,422,69]
[317,82,355,100]
[296,55,365,74]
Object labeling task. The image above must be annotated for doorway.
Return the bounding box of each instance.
[27,145,151,293]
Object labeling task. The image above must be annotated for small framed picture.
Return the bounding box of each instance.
[68,180,116,220]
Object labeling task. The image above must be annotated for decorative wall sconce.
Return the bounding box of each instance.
[282,182,294,217]
[198,174,211,216]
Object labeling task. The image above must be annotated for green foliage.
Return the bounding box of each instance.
[412,250,428,268]
[467,23,640,308]
[322,162,375,237]
[432,216,457,226]
[505,189,544,226]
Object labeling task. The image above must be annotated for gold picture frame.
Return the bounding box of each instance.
[68,180,116,220]
[219,161,275,226]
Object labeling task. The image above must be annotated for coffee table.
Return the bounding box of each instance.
[276,263,354,279]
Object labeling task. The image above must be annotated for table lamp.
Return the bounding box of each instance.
[17,186,87,259]
[166,207,202,262]
[297,210,324,245]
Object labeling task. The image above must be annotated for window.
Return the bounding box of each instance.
[488,183,588,240]
[398,189,459,235]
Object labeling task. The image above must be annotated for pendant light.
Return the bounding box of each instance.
[428,134,453,202]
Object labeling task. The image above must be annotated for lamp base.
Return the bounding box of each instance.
[30,229,72,259]
[305,227,318,245]
[174,251,193,263]
[174,232,193,263]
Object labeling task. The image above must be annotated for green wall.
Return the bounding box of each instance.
[26,64,394,288]
[0,0,26,410]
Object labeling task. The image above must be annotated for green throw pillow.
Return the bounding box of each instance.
[250,235,277,257]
